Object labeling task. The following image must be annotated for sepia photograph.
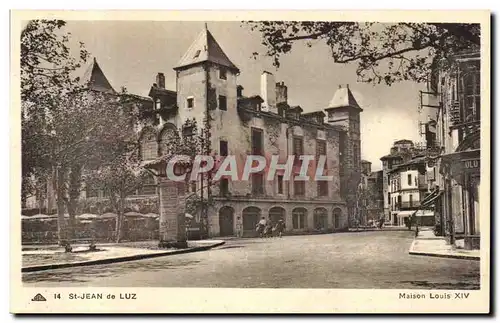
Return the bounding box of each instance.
[10,10,490,313]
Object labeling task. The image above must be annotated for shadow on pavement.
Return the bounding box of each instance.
[23,259,201,284]
[216,246,245,250]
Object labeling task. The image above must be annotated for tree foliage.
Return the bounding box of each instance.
[21,20,142,243]
[246,21,480,85]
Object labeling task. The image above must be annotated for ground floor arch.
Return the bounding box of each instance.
[269,206,286,225]
[242,206,262,237]
[292,207,307,230]
[313,207,328,230]
[218,206,234,237]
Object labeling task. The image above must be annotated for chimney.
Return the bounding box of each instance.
[237,85,244,98]
[156,72,165,89]
[260,71,277,113]
[276,81,288,105]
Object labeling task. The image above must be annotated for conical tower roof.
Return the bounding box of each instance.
[81,57,116,94]
[326,85,362,111]
[174,25,239,73]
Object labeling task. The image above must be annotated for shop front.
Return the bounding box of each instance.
[440,148,480,250]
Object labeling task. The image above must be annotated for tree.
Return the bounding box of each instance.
[246,21,480,85]
[21,20,88,205]
[85,153,148,243]
[21,20,140,244]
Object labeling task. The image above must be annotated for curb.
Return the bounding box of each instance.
[22,241,225,273]
[408,240,480,261]
[409,250,480,261]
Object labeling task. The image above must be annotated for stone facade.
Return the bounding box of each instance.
[25,26,365,239]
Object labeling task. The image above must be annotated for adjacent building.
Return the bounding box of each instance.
[387,155,434,227]
[358,160,384,225]
[423,50,481,250]
[380,140,416,223]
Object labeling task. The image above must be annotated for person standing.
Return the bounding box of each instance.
[256,216,267,238]
[275,219,285,238]
[236,216,242,238]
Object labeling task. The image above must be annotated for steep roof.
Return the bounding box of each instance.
[174,26,239,72]
[326,86,362,111]
[81,57,116,94]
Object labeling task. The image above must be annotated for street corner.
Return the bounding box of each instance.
[187,239,226,249]
[408,235,480,261]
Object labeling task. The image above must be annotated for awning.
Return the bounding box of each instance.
[397,210,434,218]
[439,149,480,186]
[421,191,443,208]
[414,210,434,217]
[420,189,439,204]
[396,211,415,217]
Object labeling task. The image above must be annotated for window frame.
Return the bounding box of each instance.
[219,67,227,80]
[317,181,328,197]
[277,175,284,195]
[294,180,305,197]
[219,140,228,157]
[251,127,264,156]
[251,173,265,195]
[218,95,227,111]
[186,97,195,109]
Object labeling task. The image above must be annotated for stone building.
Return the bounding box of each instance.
[358,160,384,225]
[387,156,434,227]
[422,51,481,250]
[380,139,416,222]
[137,26,364,237]
[25,26,364,238]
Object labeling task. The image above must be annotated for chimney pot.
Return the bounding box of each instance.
[156,72,165,89]
[338,85,342,89]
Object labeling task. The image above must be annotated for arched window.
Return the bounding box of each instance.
[292,207,307,229]
[242,207,261,233]
[159,124,178,156]
[269,206,286,225]
[313,207,328,230]
[140,128,158,161]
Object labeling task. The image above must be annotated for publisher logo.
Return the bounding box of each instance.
[31,293,47,302]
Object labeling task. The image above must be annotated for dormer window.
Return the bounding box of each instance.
[219,68,227,80]
[155,98,161,110]
[193,50,201,59]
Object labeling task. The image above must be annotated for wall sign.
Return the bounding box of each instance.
[463,158,480,171]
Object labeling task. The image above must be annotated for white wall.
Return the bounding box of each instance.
[400,169,419,190]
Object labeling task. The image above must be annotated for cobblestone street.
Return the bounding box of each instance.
[22,231,480,289]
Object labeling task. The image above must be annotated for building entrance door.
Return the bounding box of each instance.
[218,207,234,237]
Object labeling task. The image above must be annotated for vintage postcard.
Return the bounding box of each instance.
[10,10,490,313]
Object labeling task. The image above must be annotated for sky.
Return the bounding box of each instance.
[63,20,428,171]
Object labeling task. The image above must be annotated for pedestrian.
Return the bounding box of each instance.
[274,219,285,238]
[236,216,242,238]
[256,216,266,238]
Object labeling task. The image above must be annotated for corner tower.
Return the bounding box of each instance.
[325,85,363,227]
[173,24,240,134]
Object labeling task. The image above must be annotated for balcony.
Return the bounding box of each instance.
[395,201,421,209]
